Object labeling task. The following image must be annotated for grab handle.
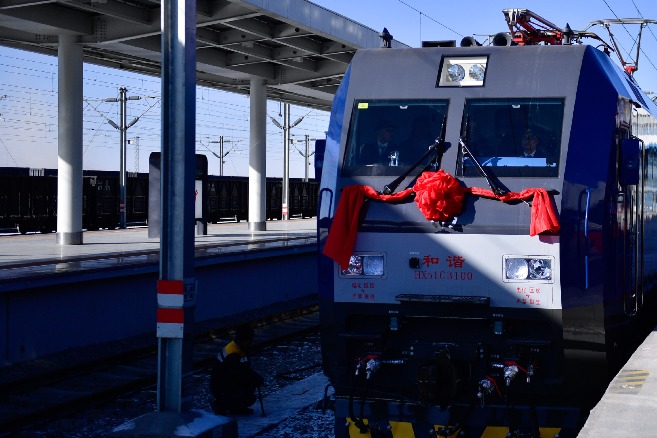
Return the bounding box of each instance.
[577,188,591,290]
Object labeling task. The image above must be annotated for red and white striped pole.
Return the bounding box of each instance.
[156,279,185,338]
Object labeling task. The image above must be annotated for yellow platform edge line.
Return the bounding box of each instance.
[620,370,649,376]
[346,418,561,438]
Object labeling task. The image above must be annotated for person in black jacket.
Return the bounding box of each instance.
[358,119,399,165]
[209,325,264,415]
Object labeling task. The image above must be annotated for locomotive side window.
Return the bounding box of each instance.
[342,100,449,176]
[458,98,564,178]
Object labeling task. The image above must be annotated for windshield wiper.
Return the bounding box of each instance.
[382,116,447,195]
[459,137,507,196]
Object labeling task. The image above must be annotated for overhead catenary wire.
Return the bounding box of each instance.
[0,137,18,166]
[395,0,464,38]
[0,47,328,175]
[0,71,327,175]
[4,1,655,172]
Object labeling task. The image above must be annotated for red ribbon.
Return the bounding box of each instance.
[413,170,468,221]
[322,170,560,269]
[468,187,560,237]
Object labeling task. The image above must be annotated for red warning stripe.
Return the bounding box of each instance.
[157,280,184,294]
[157,307,184,323]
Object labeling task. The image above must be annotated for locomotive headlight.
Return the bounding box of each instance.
[446,64,465,82]
[363,255,385,276]
[343,255,363,275]
[505,258,528,280]
[528,259,552,280]
[341,254,385,277]
[469,64,486,81]
[438,56,488,87]
[503,256,554,283]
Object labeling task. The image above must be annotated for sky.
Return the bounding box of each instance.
[1,0,657,177]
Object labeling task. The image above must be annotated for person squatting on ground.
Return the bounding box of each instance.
[210,324,264,415]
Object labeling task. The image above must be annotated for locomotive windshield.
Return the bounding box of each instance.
[342,99,449,176]
[458,98,564,178]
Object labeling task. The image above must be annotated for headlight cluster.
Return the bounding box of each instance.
[504,256,553,282]
[341,254,385,277]
[438,56,488,87]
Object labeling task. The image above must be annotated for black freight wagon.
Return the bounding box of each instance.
[0,166,317,233]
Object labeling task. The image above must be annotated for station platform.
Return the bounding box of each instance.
[578,326,657,436]
[0,218,319,366]
[0,218,317,282]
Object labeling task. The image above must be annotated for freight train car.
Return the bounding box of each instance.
[206,175,248,222]
[83,171,150,230]
[0,167,318,233]
[318,9,657,437]
[0,171,57,234]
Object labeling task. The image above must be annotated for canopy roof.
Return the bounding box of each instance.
[0,0,408,110]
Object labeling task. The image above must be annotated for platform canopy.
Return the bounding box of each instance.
[0,0,408,110]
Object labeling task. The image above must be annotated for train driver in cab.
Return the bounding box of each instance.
[517,129,559,167]
[359,119,399,165]
[520,130,545,158]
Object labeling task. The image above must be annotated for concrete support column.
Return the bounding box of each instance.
[248,78,267,231]
[282,103,289,220]
[56,34,83,245]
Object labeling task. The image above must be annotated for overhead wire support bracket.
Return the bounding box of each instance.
[585,18,657,75]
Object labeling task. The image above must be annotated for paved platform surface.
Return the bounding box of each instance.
[0,219,317,279]
[235,372,330,437]
[578,328,657,437]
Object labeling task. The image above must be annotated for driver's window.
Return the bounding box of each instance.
[343,100,449,176]
[459,98,564,178]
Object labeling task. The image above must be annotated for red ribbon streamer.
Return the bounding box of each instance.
[322,170,560,269]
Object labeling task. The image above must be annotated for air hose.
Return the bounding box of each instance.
[526,364,540,438]
[349,354,379,434]
[349,370,369,433]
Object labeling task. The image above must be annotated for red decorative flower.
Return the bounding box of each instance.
[413,170,467,221]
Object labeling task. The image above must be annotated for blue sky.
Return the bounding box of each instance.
[1,0,656,176]
[312,0,657,93]
[314,0,657,87]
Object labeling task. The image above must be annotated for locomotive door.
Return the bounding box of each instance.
[617,127,644,316]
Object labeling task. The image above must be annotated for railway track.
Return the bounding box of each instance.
[0,306,320,436]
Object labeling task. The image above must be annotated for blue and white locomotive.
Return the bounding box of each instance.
[317,9,657,437]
